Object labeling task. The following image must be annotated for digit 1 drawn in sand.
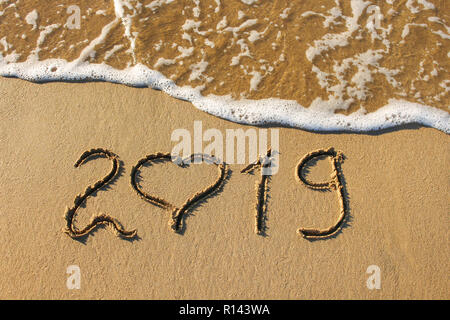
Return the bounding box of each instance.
[241,149,273,235]
[130,153,227,233]
[295,147,348,239]
[63,148,137,239]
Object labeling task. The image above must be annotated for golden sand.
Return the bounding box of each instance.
[0,1,448,300]
[0,77,448,299]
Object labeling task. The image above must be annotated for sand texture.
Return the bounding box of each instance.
[0,77,448,299]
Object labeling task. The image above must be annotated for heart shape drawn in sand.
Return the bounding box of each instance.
[130,152,228,233]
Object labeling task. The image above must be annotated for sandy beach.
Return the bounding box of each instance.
[0,77,448,299]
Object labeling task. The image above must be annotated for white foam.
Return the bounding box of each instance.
[214,0,221,13]
[25,10,39,31]
[406,0,435,13]
[241,0,259,5]
[104,44,124,60]
[146,0,176,12]
[280,8,290,19]
[249,71,262,91]
[188,59,211,82]
[0,36,11,51]
[0,59,448,133]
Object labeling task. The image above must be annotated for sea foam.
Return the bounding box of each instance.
[1,59,448,133]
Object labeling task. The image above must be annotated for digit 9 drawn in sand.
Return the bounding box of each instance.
[130,153,228,233]
[63,148,137,239]
[295,147,349,239]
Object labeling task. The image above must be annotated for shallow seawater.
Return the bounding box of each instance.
[0,0,448,132]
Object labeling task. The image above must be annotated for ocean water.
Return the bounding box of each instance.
[0,0,448,133]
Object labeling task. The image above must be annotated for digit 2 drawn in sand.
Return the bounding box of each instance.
[63,148,137,239]
[130,153,227,233]
[241,149,274,235]
[295,147,348,239]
